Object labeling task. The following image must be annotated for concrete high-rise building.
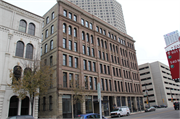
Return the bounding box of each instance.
[68,0,127,33]
[39,0,144,118]
[139,61,180,107]
[0,0,43,118]
[164,30,179,46]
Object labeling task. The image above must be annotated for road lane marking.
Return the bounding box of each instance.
[133,110,174,119]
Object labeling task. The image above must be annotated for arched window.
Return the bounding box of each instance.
[24,68,32,76]
[68,26,72,35]
[50,56,53,66]
[13,66,22,84]
[82,31,85,40]
[21,96,29,115]
[49,96,52,111]
[91,35,93,44]
[25,43,33,59]
[63,23,66,33]
[51,12,54,20]
[8,96,19,116]
[51,25,54,34]
[19,20,27,33]
[50,40,53,50]
[74,28,77,37]
[15,41,24,57]
[46,17,49,24]
[28,23,35,36]
[86,33,89,42]
[45,29,48,38]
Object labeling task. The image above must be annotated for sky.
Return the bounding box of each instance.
[4,0,180,66]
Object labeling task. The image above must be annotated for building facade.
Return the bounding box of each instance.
[39,0,144,118]
[68,0,127,33]
[139,61,180,107]
[164,30,179,46]
[0,0,43,118]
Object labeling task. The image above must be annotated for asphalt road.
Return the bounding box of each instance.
[111,107,180,119]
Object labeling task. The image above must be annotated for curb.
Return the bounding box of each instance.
[105,111,145,118]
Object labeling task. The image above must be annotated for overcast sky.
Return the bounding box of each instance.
[4,0,180,66]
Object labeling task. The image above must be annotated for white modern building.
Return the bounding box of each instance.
[0,0,43,118]
[68,0,127,33]
[164,30,179,46]
[139,61,180,107]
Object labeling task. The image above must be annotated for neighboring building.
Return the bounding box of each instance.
[68,0,127,33]
[39,0,143,118]
[0,0,43,118]
[164,30,179,46]
[139,61,180,107]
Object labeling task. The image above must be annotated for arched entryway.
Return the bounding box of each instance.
[21,96,29,115]
[9,96,19,116]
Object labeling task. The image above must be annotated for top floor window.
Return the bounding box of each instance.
[96,26,99,32]
[28,23,35,36]
[108,32,110,37]
[90,23,93,29]
[81,19,84,25]
[19,20,27,33]
[100,28,102,33]
[63,10,67,17]
[74,15,77,21]
[51,12,54,20]
[103,30,106,35]
[69,12,72,19]
[46,17,49,24]
[85,21,89,27]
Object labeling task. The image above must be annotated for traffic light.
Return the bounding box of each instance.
[174,78,180,82]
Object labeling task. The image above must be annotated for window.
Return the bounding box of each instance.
[107,66,110,75]
[89,77,93,90]
[45,29,48,38]
[96,26,99,32]
[63,23,66,33]
[46,17,49,24]
[49,96,52,111]
[85,21,88,27]
[86,33,89,42]
[87,47,90,55]
[25,43,33,59]
[63,72,67,87]
[50,40,53,50]
[90,23,93,29]
[51,12,54,20]
[100,28,102,33]
[114,81,117,91]
[15,41,24,57]
[91,35,93,44]
[111,55,114,63]
[100,64,103,73]
[103,30,106,35]
[41,33,43,41]
[94,77,97,90]
[83,45,86,54]
[81,19,84,25]
[69,40,72,50]
[74,42,77,52]
[63,38,66,48]
[19,20,27,33]
[92,48,94,57]
[69,12,72,19]
[105,41,107,49]
[69,56,72,67]
[69,73,73,88]
[106,53,108,61]
[44,44,47,53]
[82,31,85,40]
[83,60,87,70]
[63,54,66,65]
[13,66,22,81]
[105,79,108,91]
[84,76,88,89]
[43,97,46,111]
[101,40,104,47]
[101,79,104,91]
[50,56,53,66]
[116,68,118,76]
[104,65,106,74]
[68,26,72,35]
[99,51,101,59]
[28,23,35,36]
[102,52,105,60]
[108,32,110,37]
[109,80,112,91]
[74,15,77,21]
[74,28,77,37]
[93,62,96,72]
[75,74,79,87]
[110,43,112,51]
[63,10,67,17]
[75,57,78,68]
[50,25,54,34]
[97,38,100,46]
[113,67,115,76]
[88,61,91,71]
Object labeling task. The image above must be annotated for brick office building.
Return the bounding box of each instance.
[39,0,144,118]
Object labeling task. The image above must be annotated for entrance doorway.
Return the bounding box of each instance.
[9,96,19,117]
[109,96,113,112]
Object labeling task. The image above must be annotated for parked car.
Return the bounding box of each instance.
[7,115,34,119]
[152,105,161,108]
[110,106,130,118]
[160,105,167,108]
[75,113,107,119]
[173,102,179,110]
[145,106,156,112]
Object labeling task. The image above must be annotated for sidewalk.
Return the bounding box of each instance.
[105,111,145,118]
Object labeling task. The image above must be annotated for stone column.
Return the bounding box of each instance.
[114,96,117,107]
[134,97,138,112]
[81,96,86,114]
[57,94,63,119]
[125,97,128,106]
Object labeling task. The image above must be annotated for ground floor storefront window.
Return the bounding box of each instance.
[86,96,93,113]
[137,97,140,111]
[140,97,144,110]
[116,96,121,107]
[62,95,72,118]
[103,96,109,116]
[128,97,131,112]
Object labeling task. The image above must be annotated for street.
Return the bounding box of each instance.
[111,107,180,119]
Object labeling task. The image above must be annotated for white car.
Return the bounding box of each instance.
[110,106,130,117]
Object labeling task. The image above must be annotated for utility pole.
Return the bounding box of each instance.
[145,83,150,108]
[170,88,173,103]
[97,83,102,119]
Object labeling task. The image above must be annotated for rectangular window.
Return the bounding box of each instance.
[113,67,115,76]
[93,62,96,72]
[75,74,79,87]
[63,54,66,66]
[87,47,90,55]
[107,66,110,75]
[116,68,118,76]
[102,52,105,60]
[74,15,77,21]
[85,21,89,27]
[101,78,104,91]
[111,55,114,63]
[44,44,47,53]
[105,79,108,91]
[114,81,117,91]
[92,48,94,57]
[117,57,119,64]
[63,72,67,87]
[109,80,112,91]
[99,51,101,59]
[105,41,107,49]
[63,10,67,17]
[88,61,91,71]
[69,12,72,19]
[69,40,72,50]
[83,60,87,70]
[101,40,104,47]
[74,42,77,52]
[63,38,66,48]
[100,64,103,73]
[119,69,121,77]
[114,56,116,63]
[84,76,88,89]
[97,39,100,46]
[90,23,93,29]
[81,19,84,25]
[89,77,93,90]
[103,30,106,35]
[100,28,102,33]
[96,26,99,32]
[69,73,73,88]
[69,56,72,67]
[106,53,108,61]
[83,45,86,54]
[75,57,78,68]
[94,77,97,90]
[104,65,106,74]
